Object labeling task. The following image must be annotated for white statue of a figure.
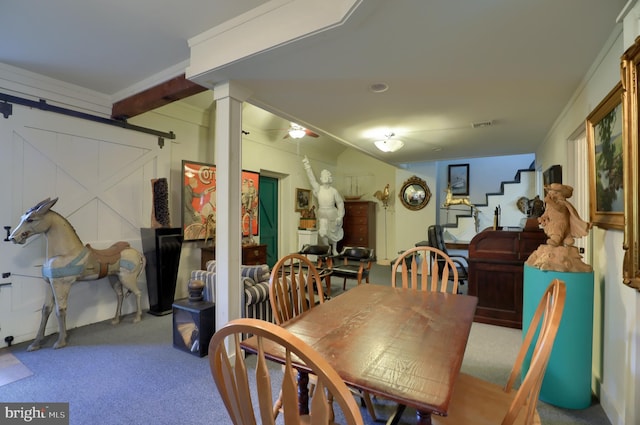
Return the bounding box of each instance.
[302,156,345,255]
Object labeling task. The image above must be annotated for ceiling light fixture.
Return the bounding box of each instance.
[374,132,404,153]
[288,124,307,139]
[369,82,389,93]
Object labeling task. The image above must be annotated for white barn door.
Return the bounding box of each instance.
[0,104,170,346]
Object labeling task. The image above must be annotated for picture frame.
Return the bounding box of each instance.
[295,188,311,212]
[586,82,624,231]
[241,170,260,237]
[448,164,469,196]
[182,160,217,241]
[621,42,640,290]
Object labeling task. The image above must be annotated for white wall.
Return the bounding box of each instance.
[536,17,638,424]
[435,154,536,229]
[336,149,397,262]
[394,164,437,253]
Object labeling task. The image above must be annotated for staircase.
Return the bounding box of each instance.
[441,167,538,243]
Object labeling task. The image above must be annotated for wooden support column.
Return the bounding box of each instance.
[212,81,251,331]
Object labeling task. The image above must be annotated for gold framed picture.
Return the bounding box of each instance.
[621,41,640,290]
[586,82,624,231]
[295,188,311,212]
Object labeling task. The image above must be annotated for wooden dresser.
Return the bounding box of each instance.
[467,227,546,329]
[200,244,267,269]
[340,201,376,250]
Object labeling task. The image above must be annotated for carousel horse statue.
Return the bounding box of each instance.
[9,197,146,350]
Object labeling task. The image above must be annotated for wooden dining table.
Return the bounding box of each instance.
[241,283,478,425]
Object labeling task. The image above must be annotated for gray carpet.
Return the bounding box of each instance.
[0,263,611,425]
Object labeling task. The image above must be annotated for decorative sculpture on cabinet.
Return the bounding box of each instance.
[9,197,146,350]
[526,184,592,272]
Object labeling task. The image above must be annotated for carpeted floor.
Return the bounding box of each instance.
[0,263,612,425]
[0,352,32,387]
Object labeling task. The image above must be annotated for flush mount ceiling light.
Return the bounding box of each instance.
[369,82,389,93]
[374,132,404,153]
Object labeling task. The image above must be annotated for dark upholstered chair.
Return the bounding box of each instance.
[427,224,469,286]
[299,244,333,297]
[327,246,375,291]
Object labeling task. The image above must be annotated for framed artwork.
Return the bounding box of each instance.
[241,170,260,237]
[586,82,624,231]
[295,188,311,212]
[621,43,640,290]
[448,164,469,196]
[182,160,217,241]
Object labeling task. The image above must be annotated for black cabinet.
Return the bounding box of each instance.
[172,299,215,357]
[140,228,183,316]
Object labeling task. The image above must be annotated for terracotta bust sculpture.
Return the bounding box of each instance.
[526,183,592,272]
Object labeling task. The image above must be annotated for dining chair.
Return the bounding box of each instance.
[326,246,375,291]
[431,278,567,425]
[208,318,364,425]
[387,245,461,423]
[391,245,460,293]
[269,253,378,421]
[427,224,469,286]
[269,253,326,325]
[298,244,333,297]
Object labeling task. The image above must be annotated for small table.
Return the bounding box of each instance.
[241,284,478,424]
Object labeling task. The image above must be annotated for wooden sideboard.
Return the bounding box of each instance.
[467,227,546,329]
[200,244,268,269]
[340,201,376,250]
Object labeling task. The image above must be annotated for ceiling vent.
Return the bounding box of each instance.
[471,120,494,129]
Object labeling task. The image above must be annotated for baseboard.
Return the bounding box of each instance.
[600,384,624,425]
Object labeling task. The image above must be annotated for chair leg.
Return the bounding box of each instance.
[386,404,406,425]
[324,276,331,298]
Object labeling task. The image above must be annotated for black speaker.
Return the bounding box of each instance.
[141,227,183,315]
[543,165,562,185]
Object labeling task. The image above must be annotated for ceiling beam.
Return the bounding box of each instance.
[112,74,207,120]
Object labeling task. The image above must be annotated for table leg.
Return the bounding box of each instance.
[416,410,432,425]
[297,371,310,415]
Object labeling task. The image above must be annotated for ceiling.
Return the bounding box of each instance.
[0,0,628,166]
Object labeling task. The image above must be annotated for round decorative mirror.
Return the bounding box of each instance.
[399,176,431,210]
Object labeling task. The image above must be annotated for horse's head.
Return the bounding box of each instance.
[9,197,59,244]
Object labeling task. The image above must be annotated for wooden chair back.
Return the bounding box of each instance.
[209,318,364,425]
[269,253,325,324]
[503,278,566,425]
[391,246,459,293]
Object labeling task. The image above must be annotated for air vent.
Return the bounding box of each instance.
[471,120,494,129]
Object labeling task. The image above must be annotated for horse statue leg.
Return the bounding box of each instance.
[113,247,145,324]
[108,276,125,325]
[27,282,55,352]
[50,277,75,349]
